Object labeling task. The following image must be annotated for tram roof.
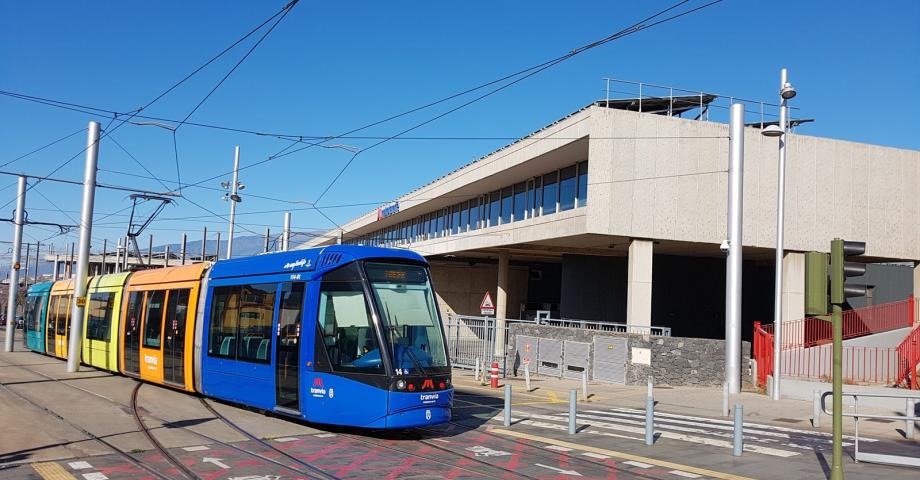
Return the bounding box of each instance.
[209,245,427,280]
[27,281,54,295]
[125,262,211,288]
[88,272,132,290]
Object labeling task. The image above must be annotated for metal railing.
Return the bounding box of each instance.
[444,314,671,373]
[820,391,920,467]
[895,323,920,389]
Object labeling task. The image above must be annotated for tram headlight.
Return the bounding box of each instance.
[396,379,407,390]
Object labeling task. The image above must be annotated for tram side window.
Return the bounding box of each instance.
[207,284,275,363]
[316,264,384,374]
[25,296,42,332]
[86,292,115,341]
[55,295,71,335]
[143,290,165,348]
[165,289,190,335]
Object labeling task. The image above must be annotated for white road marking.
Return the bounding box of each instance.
[314,433,337,438]
[182,445,210,451]
[82,474,108,480]
[68,462,92,470]
[545,445,573,452]
[525,412,799,457]
[466,445,512,457]
[490,416,644,441]
[273,437,299,442]
[581,452,610,460]
[202,457,230,469]
[534,463,582,476]
[623,460,653,468]
[669,470,702,478]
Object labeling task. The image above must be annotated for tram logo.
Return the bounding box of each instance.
[425,409,432,421]
[421,379,434,390]
[283,258,311,271]
[420,393,439,404]
[310,377,327,398]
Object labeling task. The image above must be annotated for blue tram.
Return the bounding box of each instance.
[197,246,452,428]
[22,245,453,429]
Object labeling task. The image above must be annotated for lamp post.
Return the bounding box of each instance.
[222,146,244,259]
[761,68,796,400]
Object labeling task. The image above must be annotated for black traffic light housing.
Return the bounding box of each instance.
[830,239,866,305]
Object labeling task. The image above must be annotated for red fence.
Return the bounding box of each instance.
[759,297,915,350]
[753,321,774,388]
[780,344,901,385]
[895,324,920,389]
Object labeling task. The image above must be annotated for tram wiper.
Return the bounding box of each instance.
[385,306,427,376]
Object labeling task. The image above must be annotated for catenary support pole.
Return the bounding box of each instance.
[100,239,107,275]
[180,233,187,265]
[53,254,60,279]
[147,234,153,266]
[68,242,75,277]
[201,226,208,260]
[282,212,291,251]
[264,227,270,253]
[23,244,30,287]
[226,146,240,259]
[772,69,791,401]
[215,232,221,259]
[725,102,745,394]
[164,245,170,268]
[4,176,27,352]
[66,121,100,372]
[723,383,730,417]
[33,241,40,283]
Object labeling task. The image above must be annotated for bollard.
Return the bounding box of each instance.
[647,376,653,399]
[645,396,654,446]
[524,363,532,392]
[474,357,480,380]
[813,390,822,428]
[504,384,512,427]
[722,383,729,417]
[733,403,744,456]
[582,370,589,401]
[907,399,915,438]
[568,389,577,435]
[490,361,500,388]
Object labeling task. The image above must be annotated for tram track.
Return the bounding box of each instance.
[0,359,336,480]
[0,377,172,480]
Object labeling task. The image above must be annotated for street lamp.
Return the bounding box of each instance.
[762,68,795,400]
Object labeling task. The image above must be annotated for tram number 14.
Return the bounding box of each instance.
[395,368,410,375]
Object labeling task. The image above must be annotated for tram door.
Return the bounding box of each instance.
[123,291,143,375]
[275,282,304,412]
[45,296,57,354]
[163,289,190,387]
[53,295,71,359]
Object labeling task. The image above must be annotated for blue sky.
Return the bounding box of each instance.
[0,0,918,266]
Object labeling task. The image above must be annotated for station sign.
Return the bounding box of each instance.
[377,201,400,220]
[480,291,495,316]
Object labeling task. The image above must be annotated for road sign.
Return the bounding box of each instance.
[480,291,495,316]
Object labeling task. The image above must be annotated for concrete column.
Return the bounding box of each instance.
[913,262,919,323]
[781,252,806,346]
[494,250,510,357]
[627,239,654,328]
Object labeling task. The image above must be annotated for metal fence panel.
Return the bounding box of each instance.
[445,315,495,370]
[514,335,539,372]
[538,338,563,377]
[563,340,591,379]
[593,336,627,384]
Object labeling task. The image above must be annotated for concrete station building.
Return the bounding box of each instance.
[301,84,920,342]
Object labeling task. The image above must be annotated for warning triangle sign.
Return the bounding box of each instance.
[480,291,495,315]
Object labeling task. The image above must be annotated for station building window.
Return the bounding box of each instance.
[345,160,588,247]
[86,292,115,341]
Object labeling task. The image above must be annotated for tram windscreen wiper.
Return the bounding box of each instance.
[386,307,427,376]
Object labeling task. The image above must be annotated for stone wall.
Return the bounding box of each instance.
[508,323,751,387]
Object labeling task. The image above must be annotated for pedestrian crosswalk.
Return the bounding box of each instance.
[496,406,877,458]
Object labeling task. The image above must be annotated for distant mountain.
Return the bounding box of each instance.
[154,231,324,258]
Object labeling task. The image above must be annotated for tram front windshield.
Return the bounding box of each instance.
[365,262,449,374]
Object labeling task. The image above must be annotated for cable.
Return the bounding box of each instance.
[106,135,174,192]
[0,127,87,169]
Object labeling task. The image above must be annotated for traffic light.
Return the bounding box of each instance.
[830,239,867,305]
[805,251,829,316]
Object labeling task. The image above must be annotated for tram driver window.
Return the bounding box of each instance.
[316,264,384,374]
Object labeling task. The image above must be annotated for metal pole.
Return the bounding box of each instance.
[226,146,240,259]
[23,244,30,287]
[568,389,577,435]
[645,395,655,445]
[813,390,822,428]
[582,371,589,401]
[733,403,744,456]
[180,233,187,265]
[4,176,27,352]
[723,383,730,417]
[164,245,170,268]
[201,226,208,260]
[524,363,531,392]
[215,232,221,259]
[114,240,121,273]
[100,239,107,275]
[907,399,915,438]
[282,212,291,251]
[53,254,60,279]
[264,227,270,253]
[122,236,129,270]
[772,68,790,401]
[147,233,153,266]
[33,241,40,284]
[504,384,512,427]
[831,302,844,479]
[726,102,745,394]
[66,121,100,372]
[68,243,74,278]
